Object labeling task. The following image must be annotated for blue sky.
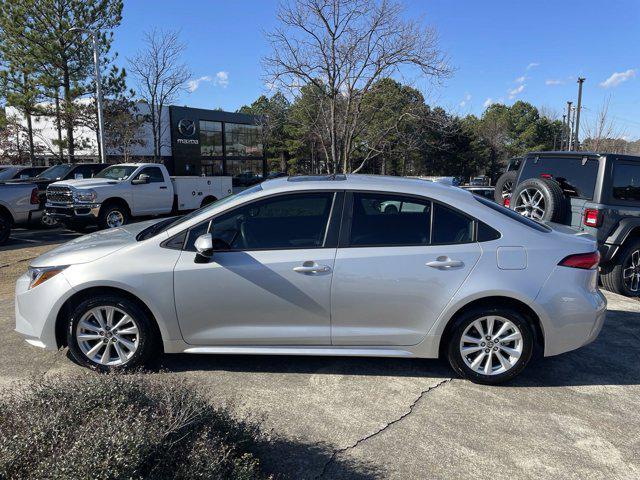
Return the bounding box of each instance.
[112,0,640,139]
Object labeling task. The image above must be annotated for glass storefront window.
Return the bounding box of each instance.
[201,159,223,176]
[200,120,223,156]
[227,159,264,187]
[225,123,263,157]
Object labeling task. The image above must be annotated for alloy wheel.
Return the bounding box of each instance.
[513,187,546,220]
[623,249,640,293]
[76,306,140,366]
[106,210,125,228]
[459,315,523,376]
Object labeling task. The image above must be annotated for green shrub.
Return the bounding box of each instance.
[0,374,268,480]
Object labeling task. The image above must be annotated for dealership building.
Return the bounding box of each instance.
[2,103,266,183]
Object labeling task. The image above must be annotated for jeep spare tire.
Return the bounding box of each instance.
[494,170,518,205]
[510,178,566,223]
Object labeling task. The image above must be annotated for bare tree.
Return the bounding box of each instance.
[582,96,628,153]
[128,30,190,160]
[264,0,449,173]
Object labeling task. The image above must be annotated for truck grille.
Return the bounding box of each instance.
[47,185,73,204]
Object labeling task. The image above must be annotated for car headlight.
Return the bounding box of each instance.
[28,266,68,289]
[74,189,97,203]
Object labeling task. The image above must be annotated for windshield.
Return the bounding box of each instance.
[474,195,550,233]
[518,156,599,200]
[137,184,264,241]
[37,164,73,180]
[96,165,138,180]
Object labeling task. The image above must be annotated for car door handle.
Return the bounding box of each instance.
[159,186,167,189]
[426,257,464,269]
[293,263,332,274]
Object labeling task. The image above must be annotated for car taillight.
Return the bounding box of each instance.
[583,208,601,227]
[30,187,39,205]
[558,251,600,270]
[503,197,510,208]
[540,173,552,179]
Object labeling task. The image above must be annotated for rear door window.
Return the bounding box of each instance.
[612,162,640,202]
[432,203,474,244]
[518,156,599,200]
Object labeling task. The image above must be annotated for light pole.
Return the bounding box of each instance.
[69,27,106,163]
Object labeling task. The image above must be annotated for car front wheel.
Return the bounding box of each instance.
[67,294,158,371]
[446,307,534,384]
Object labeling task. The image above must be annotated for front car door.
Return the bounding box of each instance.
[331,191,482,346]
[173,191,342,345]
[131,166,172,215]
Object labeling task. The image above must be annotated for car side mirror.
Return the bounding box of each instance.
[132,174,150,185]
[194,233,213,258]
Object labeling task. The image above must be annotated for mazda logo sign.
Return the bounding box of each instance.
[178,118,196,137]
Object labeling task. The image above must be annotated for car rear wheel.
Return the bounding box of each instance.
[67,294,159,371]
[0,211,11,245]
[493,171,517,204]
[601,239,640,297]
[446,307,534,385]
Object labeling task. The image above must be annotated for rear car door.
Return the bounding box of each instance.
[331,192,481,346]
[173,191,341,345]
[131,166,172,215]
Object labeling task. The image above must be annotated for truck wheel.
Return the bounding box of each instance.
[601,239,640,297]
[98,204,129,229]
[494,171,518,205]
[511,178,566,223]
[200,196,217,208]
[0,211,12,245]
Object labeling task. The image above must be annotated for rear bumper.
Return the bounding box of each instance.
[45,203,100,224]
[535,265,607,356]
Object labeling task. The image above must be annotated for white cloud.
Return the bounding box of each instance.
[515,75,527,84]
[526,62,540,70]
[459,93,472,107]
[214,71,229,88]
[545,79,565,86]
[600,69,636,88]
[187,75,212,93]
[483,98,494,108]
[508,84,525,99]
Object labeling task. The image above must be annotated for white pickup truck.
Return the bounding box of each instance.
[45,163,232,230]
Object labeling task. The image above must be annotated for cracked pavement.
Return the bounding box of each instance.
[1,229,639,479]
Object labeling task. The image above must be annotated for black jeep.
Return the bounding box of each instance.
[495,151,640,297]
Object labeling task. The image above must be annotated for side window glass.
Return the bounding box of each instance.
[349,193,431,247]
[138,167,164,183]
[477,222,501,242]
[211,192,334,250]
[432,203,474,244]
[612,163,640,202]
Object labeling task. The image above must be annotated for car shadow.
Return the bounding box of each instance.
[154,308,640,388]
[0,228,82,252]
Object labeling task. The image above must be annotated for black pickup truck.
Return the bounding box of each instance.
[495,151,640,297]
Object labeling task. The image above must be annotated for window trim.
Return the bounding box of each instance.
[171,190,343,253]
[339,190,480,249]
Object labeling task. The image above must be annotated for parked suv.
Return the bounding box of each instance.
[496,151,640,296]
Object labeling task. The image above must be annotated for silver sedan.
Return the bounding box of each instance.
[15,175,606,384]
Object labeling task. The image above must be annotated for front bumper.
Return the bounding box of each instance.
[45,202,101,224]
[14,269,75,351]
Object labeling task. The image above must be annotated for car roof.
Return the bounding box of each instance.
[526,151,640,161]
[262,174,472,201]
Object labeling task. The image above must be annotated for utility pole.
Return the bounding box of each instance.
[574,77,585,151]
[568,106,576,151]
[561,114,567,150]
[69,27,106,163]
[565,101,573,150]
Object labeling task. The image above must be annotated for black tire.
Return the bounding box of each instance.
[446,306,534,385]
[98,203,129,230]
[494,171,518,204]
[66,294,159,372]
[601,238,640,297]
[510,177,566,222]
[0,211,12,245]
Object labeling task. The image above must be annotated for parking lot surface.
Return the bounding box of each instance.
[1,228,639,479]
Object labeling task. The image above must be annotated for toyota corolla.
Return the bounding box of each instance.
[15,175,606,384]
